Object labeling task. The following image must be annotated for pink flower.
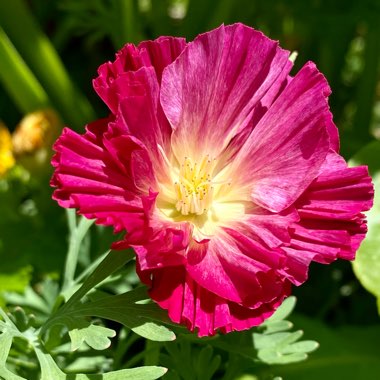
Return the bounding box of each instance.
[51,24,374,336]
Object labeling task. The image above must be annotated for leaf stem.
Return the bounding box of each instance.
[62,214,94,293]
[41,250,134,335]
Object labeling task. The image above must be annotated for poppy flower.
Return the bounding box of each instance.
[51,24,373,336]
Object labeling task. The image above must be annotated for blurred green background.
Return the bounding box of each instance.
[1,1,380,379]
[2,0,380,156]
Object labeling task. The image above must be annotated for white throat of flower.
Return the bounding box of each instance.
[175,155,218,215]
[158,146,244,235]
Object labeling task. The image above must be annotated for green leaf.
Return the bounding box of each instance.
[254,328,319,365]
[36,347,167,380]
[254,331,304,351]
[350,141,380,313]
[276,315,380,379]
[69,323,116,351]
[34,346,66,380]
[0,331,13,364]
[1,306,166,379]
[66,288,175,342]
[258,348,308,365]
[0,333,28,380]
[161,340,220,380]
[0,26,49,113]
[132,322,176,342]
[73,366,168,380]
[264,296,297,323]
[253,296,318,365]
[194,345,221,380]
[44,250,175,346]
[43,249,134,334]
[66,249,135,306]
[36,341,168,379]
[260,320,293,335]
[5,286,51,315]
[281,340,319,354]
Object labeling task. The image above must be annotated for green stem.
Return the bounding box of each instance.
[66,208,77,235]
[0,0,96,129]
[0,26,49,113]
[62,214,94,293]
[41,250,134,335]
[74,250,109,284]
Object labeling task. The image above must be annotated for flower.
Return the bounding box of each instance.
[0,122,15,177]
[12,109,61,172]
[51,24,374,336]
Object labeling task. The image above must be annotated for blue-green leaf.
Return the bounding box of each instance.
[350,141,380,313]
[69,323,116,351]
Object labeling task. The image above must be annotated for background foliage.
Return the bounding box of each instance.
[1,0,380,379]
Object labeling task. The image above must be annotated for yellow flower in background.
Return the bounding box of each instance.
[12,109,61,172]
[0,122,15,177]
[12,109,60,156]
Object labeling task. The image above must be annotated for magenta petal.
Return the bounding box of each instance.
[115,70,172,182]
[95,65,172,182]
[51,23,374,337]
[130,222,190,270]
[103,131,158,193]
[218,59,294,168]
[94,36,186,114]
[161,23,291,160]
[51,119,157,239]
[230,205,299,249]
[186,232,286,308]
[231,62,331,212]
[138,37,187,81]
[280,152,373,285]
[139,265,291,336]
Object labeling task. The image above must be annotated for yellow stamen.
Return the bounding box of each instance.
[174,155,229,216]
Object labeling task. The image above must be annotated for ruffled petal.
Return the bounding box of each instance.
[229,62,331,212]
[114,68,172,182]
[228,204,299,249]
[280,152,373,285]
[126,221,190,269]
[138,265,291,336]
[94,36,186,113]
[51,23,374,338]
[51,118,158,239]
[185,230,287,308]
[161,23,291,161]
[96,62,175,183]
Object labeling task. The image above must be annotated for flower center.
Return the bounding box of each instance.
[174,155,218,216]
